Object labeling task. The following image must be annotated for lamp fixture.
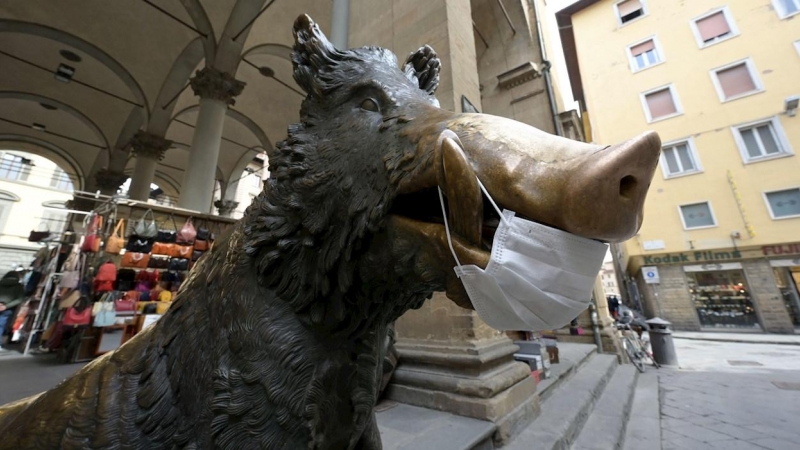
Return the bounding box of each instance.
[785,95,799,117]
[31,123,46,131]
[258,66,275,78]
[55,63,75,83]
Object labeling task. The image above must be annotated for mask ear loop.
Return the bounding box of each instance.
[438,187,463,271]
[475,178,511,227]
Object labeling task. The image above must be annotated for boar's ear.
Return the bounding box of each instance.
[403,45,440,95]
[292,14,341,97]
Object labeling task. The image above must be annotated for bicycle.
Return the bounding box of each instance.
[616,321,660,373]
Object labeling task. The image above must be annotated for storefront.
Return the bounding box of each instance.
[629,243,800,334]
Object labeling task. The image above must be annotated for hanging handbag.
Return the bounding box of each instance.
[176,217,197,245]
[117,268,136,291]
[58,246,82,289]
[156,214,178,243]
[92,295,117,327]
[63,296,91,326]
[121,252,150,269]
[196,218,210,241]
[58,289,81,309]
[126,236,154,253]
[148,255,170,269]
[28,230,51,242]
[172,245,193,258]
[132,209,157,238]
[193,239,209,251]
[115,291,138,313]
[105,219,125,254]
[192,250,203,262]
[81,214,103,253]
[168,258,189,271]
[152,242,175,256]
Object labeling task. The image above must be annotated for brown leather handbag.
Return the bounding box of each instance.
[105,219,125,255]
[121,252,150,269]
[152,242,175,256]
[172,245,193,258]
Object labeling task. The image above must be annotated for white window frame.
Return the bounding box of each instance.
[730,116,794,164]
[762,186,800,220]
[678,201,718,230]
[709,57,764,103]
[660,137,703,179]
[614,0,648,27]
[689,7,740,49]
[640,83,683,123]
[772,0,800,19]
[626,35,665,73]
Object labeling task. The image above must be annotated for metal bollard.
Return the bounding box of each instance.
[646,317,679,366]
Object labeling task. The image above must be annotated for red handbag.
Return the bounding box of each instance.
[115,297,137,312]
[81,215,103,253]
[63,303,91,326]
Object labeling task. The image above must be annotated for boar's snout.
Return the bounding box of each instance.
[563,131,661,241]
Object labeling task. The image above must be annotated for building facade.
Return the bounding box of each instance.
[600,261,620,297]
[559,0,800,333]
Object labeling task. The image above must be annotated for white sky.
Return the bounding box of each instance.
[540,0,582,113]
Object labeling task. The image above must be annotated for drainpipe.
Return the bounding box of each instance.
[530,0,563,137]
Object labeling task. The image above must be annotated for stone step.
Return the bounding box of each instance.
[622,372,660,450]
[571,365,638,450]
[504,353,618,450]
[537,343,598,402]
[377,401,496,450]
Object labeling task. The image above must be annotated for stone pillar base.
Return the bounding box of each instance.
[386,336,540,445]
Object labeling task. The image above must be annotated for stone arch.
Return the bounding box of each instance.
[0,91,112,159]
[213,0,268,74]
[179,0,217,63]
[171,105,272,153]
[0,19,150,124]
[0,134,86,191]
[0,190,21,202]
[241,42,293,61]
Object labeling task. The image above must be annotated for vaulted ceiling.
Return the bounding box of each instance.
[0,0,331,195]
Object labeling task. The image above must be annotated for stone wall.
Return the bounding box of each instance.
[635,264,701,331]
[743,260,795,334]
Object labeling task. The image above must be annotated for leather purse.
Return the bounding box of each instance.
[58,289,81,309]
[194,239,209,251]
[148,255,170,269]
[121,252,150,269]
[168,258,189,271]
[132,209,158,238]
[192,250,203,261]
[105,219,125,254]
[172,245,192,258]
[115,291,137,312]
[176,217,197,245]
[152,242,175,256]
[156,214,178,243]
[196,219,210,241]
[28,230,51,242]
[126,236,153,253]
[81,214,103,253]
[63,297,91,326]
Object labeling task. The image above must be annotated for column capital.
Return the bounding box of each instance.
[94,168,127,193]
[190,67,245,105]
[214,199,239,217]
[129,131,172,161]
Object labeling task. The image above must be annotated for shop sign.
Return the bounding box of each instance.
[643,250,742,265]
[642,266,660,284]
[683,262,743,272]
[762,244,800,256]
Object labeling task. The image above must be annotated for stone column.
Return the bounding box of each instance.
[94,168,127,197]
[743,260,795,334]
[177,68,245,212]
[330,0,350,49]
[128,131,172,201]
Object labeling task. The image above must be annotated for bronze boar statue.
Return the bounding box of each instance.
[0,15,660,450]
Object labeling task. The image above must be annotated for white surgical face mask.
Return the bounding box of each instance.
[438,179,608,331]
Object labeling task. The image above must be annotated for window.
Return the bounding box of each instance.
[640,84,682,122]
[49,167,73,191]
[764,188,800,219]
[251,173,262,189]
[661,139,702,178]
[38,210,68,232]
[691,8,738,47]
[615,0,647,25]
[732,118,792,163]
[773,0,800,19]
[627,37,662,72]
[711,59,763,102]
[679,202,717,229]
[0,153,32,181]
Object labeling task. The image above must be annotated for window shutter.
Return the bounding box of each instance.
[617,0,643,17]
[716,64,755,98]
[630,39,655,57]
[646,89,677,119]
[696,12,730,42]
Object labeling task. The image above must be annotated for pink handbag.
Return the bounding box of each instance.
[176,217,197,245]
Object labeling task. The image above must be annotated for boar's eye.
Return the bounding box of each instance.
[360,98,380,113]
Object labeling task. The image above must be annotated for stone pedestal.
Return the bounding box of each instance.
[214,199,239,217]
[128,131,172,201]
[93,168,127,196]
[387,294,539,446]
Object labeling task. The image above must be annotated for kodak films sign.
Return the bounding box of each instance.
[639,243,800,266]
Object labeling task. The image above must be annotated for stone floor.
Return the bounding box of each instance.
[659,336,800,450]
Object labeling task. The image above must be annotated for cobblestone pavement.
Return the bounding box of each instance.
[659,336,800,450]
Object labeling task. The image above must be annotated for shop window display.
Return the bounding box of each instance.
[774,266,800,327]
[687,269,760,328]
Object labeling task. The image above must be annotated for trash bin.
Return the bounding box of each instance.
[645,317,678,366]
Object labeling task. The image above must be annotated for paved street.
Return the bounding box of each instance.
[659,335,800,450]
